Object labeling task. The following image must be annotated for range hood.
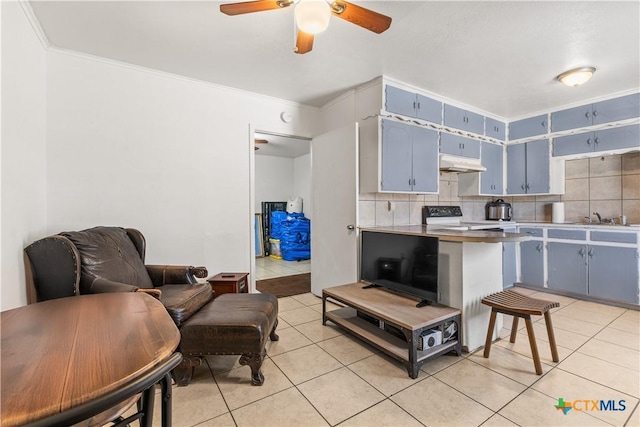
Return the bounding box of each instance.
[439,154,487,173]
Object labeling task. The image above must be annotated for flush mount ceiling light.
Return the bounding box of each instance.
[556,67,596,87]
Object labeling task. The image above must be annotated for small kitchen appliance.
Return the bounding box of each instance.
[486,199,512,221]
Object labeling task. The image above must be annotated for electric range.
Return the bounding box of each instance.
[422,206,515,231]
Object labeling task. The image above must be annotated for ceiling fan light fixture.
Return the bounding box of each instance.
[556,66,596,87]
[295,0,331,34]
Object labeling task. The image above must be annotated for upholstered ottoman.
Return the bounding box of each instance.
[174,293,279,386]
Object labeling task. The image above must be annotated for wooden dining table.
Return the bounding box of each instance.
[1,292,181,427]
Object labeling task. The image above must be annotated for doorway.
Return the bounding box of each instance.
[253,131,312,283]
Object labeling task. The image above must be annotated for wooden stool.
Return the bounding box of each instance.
[482,290,560,375]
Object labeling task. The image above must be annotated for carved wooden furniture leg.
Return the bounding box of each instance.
[172,356,203,387]
[239,350,266,386]
[270,319,280,341]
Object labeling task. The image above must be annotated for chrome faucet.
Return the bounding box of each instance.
[593,212,602,224]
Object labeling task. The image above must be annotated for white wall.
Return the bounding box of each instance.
[254,155,294,213]
[44,50,319,282]
[293,153,311,219]
[1,1,48,310]
[1,12,320,307]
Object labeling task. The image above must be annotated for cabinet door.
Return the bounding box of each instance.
[548,242,588,295]
[381,119,412,191]
[465,110,485,135]
[385,85,417,118]
[552,132,594,157]
[415,94,442,124]
[551,105,593,132]
[503,242,517,289]
[443,105,484,135]
[525,139,550,193]
[485,117,506,141]
[509,114,548,140]
[595,124,640,152]
[411,127,439,192]
[443,104,467,131]
[481,142,503,194]
[588,246,639,304]
[440,133,480,158]
[506,143,526,194]
[592,93,640,125]
[520,240,544,287]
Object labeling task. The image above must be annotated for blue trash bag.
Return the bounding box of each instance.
[270,211,288,239]
[280,215,310,261]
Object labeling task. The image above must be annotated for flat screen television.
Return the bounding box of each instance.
[360,231,439,307]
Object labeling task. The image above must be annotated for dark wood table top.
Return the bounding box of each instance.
[1,292,180,427]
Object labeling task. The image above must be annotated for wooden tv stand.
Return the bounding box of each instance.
[322,282,462,379]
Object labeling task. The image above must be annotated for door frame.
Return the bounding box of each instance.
[248,125,312,292]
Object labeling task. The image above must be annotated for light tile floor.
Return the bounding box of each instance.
[255,256,311,280]
[153,288,640,427]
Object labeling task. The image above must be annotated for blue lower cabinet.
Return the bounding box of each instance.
[548,242,588,295]
[520,240,544,287]
[503,242,517,289]
[588,246,639,304]
[548,242,639,304]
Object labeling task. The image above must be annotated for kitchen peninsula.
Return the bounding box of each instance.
[359,226,530,352]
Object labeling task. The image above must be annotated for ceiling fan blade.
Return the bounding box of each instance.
[220,0,293,16]
[295,30,314,54]
[330,1,392,34]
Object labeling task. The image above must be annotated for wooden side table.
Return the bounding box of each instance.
[208,272,249,296]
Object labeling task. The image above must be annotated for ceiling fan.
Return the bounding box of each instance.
[254,138,269,150]
[219,0,392,54]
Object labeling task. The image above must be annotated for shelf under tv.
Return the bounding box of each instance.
[322,282,462,379]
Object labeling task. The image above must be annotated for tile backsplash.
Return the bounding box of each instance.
[358,152,640,226]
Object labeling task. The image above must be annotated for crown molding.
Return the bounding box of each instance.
[19,0,50,49]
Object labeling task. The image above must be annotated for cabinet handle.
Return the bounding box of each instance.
[409,179,412,186]
[413,101,416,110]
[417,102,421,110]
[587,137,591,145]
[541,120,546,128]
[526,183,530,190]
[588,248,594,257]
[579,248,586,257]
[585,111,591,119]
[521,184,525,190]
[594,137,599,145]
[412,178,416,186]
[593,110,598,117]
[536,244,543,252]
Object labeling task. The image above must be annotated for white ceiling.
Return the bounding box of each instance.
[254,132,310,158]
[29,1,640,119]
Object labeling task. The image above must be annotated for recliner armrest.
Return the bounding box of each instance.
[87,277,139,294]
[146,265,208,287]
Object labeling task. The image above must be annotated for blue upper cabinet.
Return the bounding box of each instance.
[485,117,506,141]
[384,85,442,124]
[440,133,481,158]
[551,93,640,132]
[508,114,548,140]
[553,124,640,156]
[443,104,484,135]
[506,139,550,194]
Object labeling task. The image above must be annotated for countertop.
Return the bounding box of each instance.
[515,221,640,231]
[360,225,531,243]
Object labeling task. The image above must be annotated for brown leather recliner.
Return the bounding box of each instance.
[24,226,213,327]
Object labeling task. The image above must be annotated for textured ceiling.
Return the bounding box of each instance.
[29,1,640,119]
